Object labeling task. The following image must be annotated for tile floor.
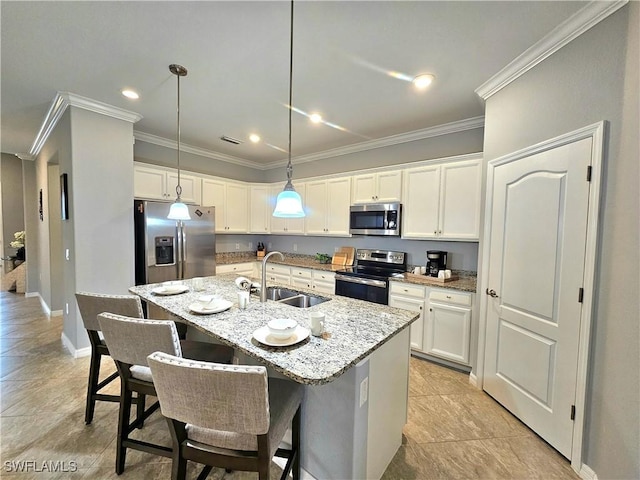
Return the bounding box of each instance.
[0,291,579,479]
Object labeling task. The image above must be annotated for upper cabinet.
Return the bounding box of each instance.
[248,184,271,234]
[402,158,482,240]
[352,170,402,204]
[305,177,351,236]
[202,178,248,233]
[134,164,201,204]
[269,183,306,234]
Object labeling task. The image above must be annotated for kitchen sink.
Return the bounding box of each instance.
[264,287,300,301]
[264,287,330,308]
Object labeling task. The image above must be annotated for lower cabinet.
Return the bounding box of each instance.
[389,282,426,351]
[216,262,254,275]
[311,270,335,295]
[389,281,473,366]
[426,289,472,365]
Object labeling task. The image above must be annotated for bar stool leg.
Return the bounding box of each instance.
[85,350,101,424]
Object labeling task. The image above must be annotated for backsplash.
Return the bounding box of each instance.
[216,234,478,272]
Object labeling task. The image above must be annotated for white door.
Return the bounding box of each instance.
[305,180,327,235]
[483,137,592,458]
[224,183,248,233]
[202,179,226,232]
[326,177,351,235]
[402,166,440,238]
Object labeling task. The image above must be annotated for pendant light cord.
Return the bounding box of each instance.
[286,0,294,184]
[176,71,182,199]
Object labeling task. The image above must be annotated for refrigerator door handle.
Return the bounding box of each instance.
[181,222,187,279]
[176,222,183,279]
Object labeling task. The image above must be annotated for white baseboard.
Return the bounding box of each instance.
[60,331,91,359]
[469,372,478,388]
[50,309,63,317]
[579,463,598,480]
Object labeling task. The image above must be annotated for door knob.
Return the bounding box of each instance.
[486,288,499,298]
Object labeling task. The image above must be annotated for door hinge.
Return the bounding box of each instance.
[570,405,576,421]
[578,287,584,303]
[587,166,592,182]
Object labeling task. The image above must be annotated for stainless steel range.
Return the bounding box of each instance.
[335,249,407,305]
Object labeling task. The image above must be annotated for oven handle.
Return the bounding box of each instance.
[335,274,387,288]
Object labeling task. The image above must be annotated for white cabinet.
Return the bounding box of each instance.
[249,184,271,234]
[305,177,351,236]
[202,178,249,233]
[312,270,335,295]
[134,164,201,204]
[262,263,291,285]
[290,267,313,289]
[269,183,306,234]
[389,282,426,351]
[216,262,254,275]
[425,289,472,365]
[402,158,481,240]
[352,170,402,204]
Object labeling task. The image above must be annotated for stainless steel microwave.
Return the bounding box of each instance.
[349,203,401,236]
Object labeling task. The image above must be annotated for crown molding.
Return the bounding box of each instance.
[29,92,143,157]
[475,0,629,100]
[265,116,485,169]
[133,131,266,170]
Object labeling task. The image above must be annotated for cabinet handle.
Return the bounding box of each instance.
[446,295,451,299]
[434,230,437,235]
[404,289,409,292]
[419,306,423,310]
[429,308,433,312]
[439,230,442,234]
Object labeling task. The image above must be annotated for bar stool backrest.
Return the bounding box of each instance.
[76,292,143,332]
[98,313,182,367]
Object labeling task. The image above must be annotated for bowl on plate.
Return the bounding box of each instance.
[197,295,217,308]
[267,318,298,340]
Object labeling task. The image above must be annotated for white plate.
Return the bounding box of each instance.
[188,300,233,314]
[253,325,310,347]
[152,285,189,295]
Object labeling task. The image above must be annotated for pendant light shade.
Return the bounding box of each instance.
[273,1,305,218]
[167,63,191,221]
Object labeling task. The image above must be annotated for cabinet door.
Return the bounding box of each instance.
[225,183,249,233]
[388,295,425,351]
[352,174,377,203]
[402,166,440,238]
[305,180,328,235]
[249,185,270,233]
[439,160,482,239]
[167,171,201,205]
[376,170,402,203]
[134,165,168,201]
[425,302,471,364]
[326,177,351,235]
[216,263,254,275]
[202,179,227,232]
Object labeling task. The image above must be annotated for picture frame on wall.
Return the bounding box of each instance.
[60,173,69,220]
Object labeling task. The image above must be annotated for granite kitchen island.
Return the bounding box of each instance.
[130,275,418,479]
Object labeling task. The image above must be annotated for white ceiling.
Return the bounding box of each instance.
[1,1,586,167]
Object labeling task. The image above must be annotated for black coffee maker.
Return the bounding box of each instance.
[426,250,447,277]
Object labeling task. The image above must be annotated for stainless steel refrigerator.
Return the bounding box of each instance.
[134,200,216,285]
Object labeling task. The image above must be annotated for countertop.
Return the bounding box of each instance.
[216,252,478,292]
[130,275,418,386]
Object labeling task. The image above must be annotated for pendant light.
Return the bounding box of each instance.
[167,64,191,220]
[273,0,305,218]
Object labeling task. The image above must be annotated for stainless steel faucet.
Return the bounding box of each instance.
[260,251,284,302]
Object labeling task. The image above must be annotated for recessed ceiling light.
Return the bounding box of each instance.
[249,134,261,143]
[121,89,139,99]
[412,74,435,90]
[309,113,323,124]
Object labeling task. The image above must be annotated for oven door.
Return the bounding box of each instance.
[335,274,389,305]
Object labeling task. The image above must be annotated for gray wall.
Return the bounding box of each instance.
[264,127,484,182]
[21,160,38,293]
[0,153,25,258]
[482,4,638,478]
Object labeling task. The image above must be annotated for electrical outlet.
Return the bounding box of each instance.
[359,377,369,407]
[268,242,273,249]
[235,243,240,250]
[249,242,253,250]
[293,243,298,252]
[334,246,340,252]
